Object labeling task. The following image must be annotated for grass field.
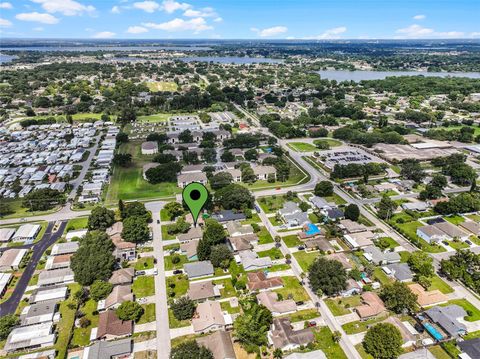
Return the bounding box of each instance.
[312,326,348,359]
[428,275,454,294]
[390,216,446,253]
[135,257,155,270]
[133,276,155,298]
[342,313,389,334]
[313,138,342,148]
[287,142,318,152]
[444,215,465,225]
[257,247,284,259]
[105,142,181,204]
[274,276,309,302]
[166,275,189,298]
[282,308,319,322]
[65,217,88,231]
[145,81,178,92]
[0,198,60,219]
[71,298,98,347]
[168,308,191,328]
[428,345,451,359]
[138,303,156,324]
[325,296,362,316]
[293,251,320,271]
[257,226,274,244]
[164,254,188,270]
[55,283,80,357]
[441,299,480,321]
[283,235,303,248]
[137,113,171,122]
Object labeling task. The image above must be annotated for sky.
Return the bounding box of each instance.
[0,0,479,40]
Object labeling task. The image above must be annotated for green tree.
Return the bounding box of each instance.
[171,296,196,321]
[400,159,425,183]
[122,201,149,219]
[0,314,19,340]
[122,216,150,243]
[308,257,347,296]
[430,174,448,189]
[116,301,144,322]
[22,188,65,211]
[380,282,418,314]
[164,202,185,220]
[244,148,258,161]
[209,172,233,190]
[113,153,132,167]
[89,280,113,301]
[220,150,235,162]
[214,184,254,210]
[314,181,334,197]
[408,251,434,278]
[209,244,233,269]
[170,341,213,359]
[362,323,403,359]
[71,231,116,285]
[203,219,226,245]
[234,301,273,347]
[273,348,283,359]
[179,129,193,143]
[116,132,129,144]
[88,206,115,231]
[377,195,397,220]
[344,204,360,221]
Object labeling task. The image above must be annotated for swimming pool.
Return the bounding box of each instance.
[304,223,321,236]
[424,323,443,341]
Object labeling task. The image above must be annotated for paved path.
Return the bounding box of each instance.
[146,202,170,359]
[134,321,156,333]
[0,220,67,316]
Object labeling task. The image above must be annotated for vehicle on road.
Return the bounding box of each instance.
[173,269,183,275]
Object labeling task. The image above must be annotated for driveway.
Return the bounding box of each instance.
[0,220,67,316]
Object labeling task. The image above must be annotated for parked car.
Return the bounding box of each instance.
[307,321,317,327]
[255,205,261,213]
[136,270,145,276]
[157,219,160,224]
[173,269,183,275]
[297,245,305,250]
[465,240,473,245]
[442,240,449,246]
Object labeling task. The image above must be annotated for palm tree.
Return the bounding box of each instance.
[273,348,283,359]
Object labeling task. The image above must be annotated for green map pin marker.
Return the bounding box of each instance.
[182,182,209,227]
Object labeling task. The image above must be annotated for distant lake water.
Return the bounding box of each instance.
[179,56,284,64]
[0,54,17,64]
[317,69,480,82]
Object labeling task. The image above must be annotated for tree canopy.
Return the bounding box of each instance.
[116,301,144,322]
[170,341,213,359]
[88,206,115,231]
[214,183,254,210]
[308,257,347,296]
[122,216,150,243]
[362,323,403,359]
[380,282,418,314]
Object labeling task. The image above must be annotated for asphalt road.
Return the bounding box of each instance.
[0,220,67,316]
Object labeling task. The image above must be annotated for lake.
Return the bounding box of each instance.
[179,56,284,64]
[317,69,480,82]
[0,54,17,64]
[0,45,212,52]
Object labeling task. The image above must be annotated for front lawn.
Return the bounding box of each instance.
[220,301,241,314]
[166,275,189,298]
[283,235,303,248]
[71,298,99,347]
[55,283,80,358]
[161,225,176,240]
[283,308,319,323]
[313,138,342,148]
[213,278,237,298]
[135,257,154,270]
[293,251,320,271]
[325,296,362,316]
[342,313,389,334]
[274,276,309,302]
[311,326,348,359]
[445,215,465,225]
[241,213,261,225]
[138,303,156,324]
[133,276,155,298]
[448,240,469,250]
[257,196,286,214]
[168,308,191,328]
[373,267,394,286]
[66,217,88,231]
[257,247,284,259]
[428,275,454,294]
[164,254,188,270]
[257,226,274,244]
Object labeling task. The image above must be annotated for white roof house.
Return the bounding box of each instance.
[12,224,41,243]
[51,242,79,256]
[0,248,28,271]
[38,268,74,287]
[0,228,16,242]
[0,272,12,297]
[29,286,68,304]
[65,229,87,241]
[4,322,56,352]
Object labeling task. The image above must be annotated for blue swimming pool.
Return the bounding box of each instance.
[305,223,321,236]
[424,323,443,341]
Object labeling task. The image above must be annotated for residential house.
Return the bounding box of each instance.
[425,305,467,338]
[20,300,59,326]
[226,222,253,237]
[180,240,199,261]
[211,210,246,223]
[279,202,309,228]
[4,322,56,352]
[434,221,470,241]
[45,254,72,270]
[458,338,480,359]
[338,219,368,234]
[0,248,28,271]
[253,166,276,181]
[187,281,221,302]
[109,268,134,286]
[325,252,353,271]
[459,221,480,236]
[341,278,362,297]
[97,285,133,311]
[50,242,79,256]
[177,227,203,243]
[416,225,448,244]
[384,263,414,282]
[402,202,430,212]
[363,246,400,265]
[192,301,233,333]
[12,224,40,243]
[309,196,332,210]
[408,283,448,307]
[83,338,132,359]
[184,261,214,279]
[285,351,327,359]
[304,238,334,253]
[268,317,314,351]
[177,172,208,188]
[343,231,375,249]
[29,287,68,304]
[237,250,272,271]
[196,331,236,359]
[38,268,74,287]
[257,291,297,316]
[65,229,87,241]
[141,141,158,155]
[228,234,258,252]
[355,292,387,319]
[321,207,344,221]
[0,228,15,242]
[247,272,283,292]
[0,272,12,298]
[94,310,133,341]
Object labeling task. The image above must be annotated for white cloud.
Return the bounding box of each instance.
[0,17,12,27]
[161,0,191,13]
[471,32,480,38]
[143,17,212,33]
[213,17,222,23]
[395,24,463,38]
[127,25,148,34]
[33,26,44,31]
[251,26,288,37]
[413,14,426,20]
[312,26,347,39]
[0,2,13,9]
[16,12,59,24]
[111,5,120,14]
[133,1,160,13]
[31,0,95,16]
[183,7,217,18]
[92,31,116,38]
